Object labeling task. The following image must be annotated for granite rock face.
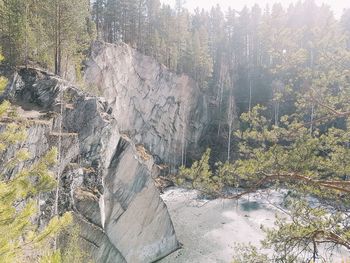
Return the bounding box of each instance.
[1,41,209,262]
[2,67,178,263]
[84,42,208,166]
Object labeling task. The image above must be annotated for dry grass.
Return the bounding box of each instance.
[136,145,151,161]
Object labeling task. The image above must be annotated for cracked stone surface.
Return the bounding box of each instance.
[84,41,208,166]
[1,65,180,263]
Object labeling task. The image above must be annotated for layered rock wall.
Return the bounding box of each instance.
[1,41,208,262]
[2,68,178,263]
[84,42,208,166]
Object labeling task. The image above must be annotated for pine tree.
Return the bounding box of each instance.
[104,0,119,42]
[341,9,350,49]
[49,0,91,75]
[144,0,161,56]
[92,0,105,39]
[0,0,27,64]
[177,8,350,258]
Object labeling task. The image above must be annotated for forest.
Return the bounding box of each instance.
[2,0,350,159]
[1,0,350,262]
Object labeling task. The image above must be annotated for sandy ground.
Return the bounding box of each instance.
[158,188,349,263]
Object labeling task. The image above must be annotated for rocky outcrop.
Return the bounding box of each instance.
[2,67,178,263]
[84,42,208,166]
[0,41,209,262]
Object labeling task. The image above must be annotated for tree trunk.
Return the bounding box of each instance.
[54,0,59,75]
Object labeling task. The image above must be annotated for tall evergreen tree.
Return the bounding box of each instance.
[0,0,27,64]
[49,0,91,75]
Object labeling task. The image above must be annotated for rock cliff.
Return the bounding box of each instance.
[84,42,208,167]
[1,42,208,262]
[1,67,178,262]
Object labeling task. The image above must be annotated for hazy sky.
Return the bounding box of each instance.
[161,0,350,18]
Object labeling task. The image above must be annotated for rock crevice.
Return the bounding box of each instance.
[1,41,208,262]
[2,65,179,263]
[84,41,208,166]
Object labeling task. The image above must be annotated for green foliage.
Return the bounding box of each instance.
[0,0,26,64]
[0,52,7,97]
[40,251,62,263]
[187,91,350,261]
[60,224,92,263]
[186,104,350,261]
[0,132,73,262]
[262,200,350,262]
[83,0,350,161]
[178,149,223,195]
[232,243,269,263]
[176,3,350,258]
[0,0,93,75]
[1,1,350,260]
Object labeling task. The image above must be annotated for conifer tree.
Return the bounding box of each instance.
[177,13,350,259]
[0,0,27,64]
[48,0,91,75]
